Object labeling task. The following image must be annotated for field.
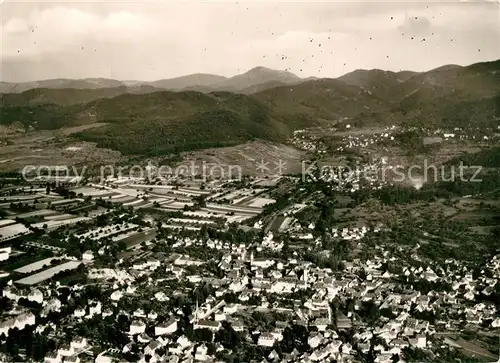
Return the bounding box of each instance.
[116,229,157,249]
[179,140,305,176]
[0,124,120,172]
[14,257,59,274]
[16,260,82,285]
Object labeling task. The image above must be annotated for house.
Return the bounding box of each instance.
[44,351,61,363]
[122,342,133,354]
[88,301,102,317]
[223,304,238,315]
[194,344,208,361]
[231,320,244,332]
[57,344,74,357]
[144,340,161,356]
[193,319,220,331]
[0,247,11,261]
[214,312,226,321]
[268,349,280,361]
[166,356,180,363]
[258,333,276,347]
[155,292,169,302]
[28,288,44,304]
[327,340,343,354]
[238,292,250,302]
[310,346,331,361]
[409,335,427,348]
[133,309,147,318]
[0,312,36,336]
[70,336,88,350]
[358,342,371,354]
[375,352,394,363]
[94,351,115,363]
[270,328,283,342]
[492,317,500,328]
[129,321,146,335]
[64,355,80,363]
[82,250,94,262]
[42,298,62,316]
[341,342,353,355]
[146,259,161,269]
[336,313,351,330]
[170,335,191,355]
[110,290,123,301]
[155,319,178,336]
[308,332,323,349]
[390,339,409,349]
[74,308,85,318]
[3,286,21,301]
[251,257,275,269]
[138,333,151,343]
[312,318,330,332]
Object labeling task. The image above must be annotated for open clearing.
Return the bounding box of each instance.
[180,140,305,176]
[0,124,119,172]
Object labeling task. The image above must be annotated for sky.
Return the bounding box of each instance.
[1,0,499,82]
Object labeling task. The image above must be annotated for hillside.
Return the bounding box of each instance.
[150,73,228,90]
[338,60,500,102]
[0,85,162,107]
[73,91,302,155]
[1,59,498,156]
[253,78,387,123]
[337,69,418,102]
[215,67,301,91]
[0,78,125,93]
[1,67,302,95]
[338,69,413,88]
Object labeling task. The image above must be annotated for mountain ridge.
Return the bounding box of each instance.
[1,59,498,156]
[2,59,498,95]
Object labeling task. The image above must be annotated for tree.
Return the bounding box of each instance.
[280,324,308,353]
[193,328,213,343]
[194,195,207,209]
[215,322,241,349]
[282,234,290,258]
[315,199,335,236]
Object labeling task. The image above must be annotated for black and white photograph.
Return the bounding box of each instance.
[0,0,499,362]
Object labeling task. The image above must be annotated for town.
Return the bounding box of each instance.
[0,126,499,362]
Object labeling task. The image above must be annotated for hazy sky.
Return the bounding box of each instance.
[1,0,499,82]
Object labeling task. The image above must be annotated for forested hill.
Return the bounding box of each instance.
[1,59,498,155]
[74,91,303,156]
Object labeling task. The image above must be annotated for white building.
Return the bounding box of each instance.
[28,289,44,304]
[155,319,177,336]
[70,336,88,350]
[74,308,85,318]
[82,250,94,262]
[0,312,36,337]
[110,290,123,301]
[257,333,276,347]
[308,332,323,349]
[0,247,11,261]
[57,344,74,357]
[44,351,60,363]
[195,344,208,361]
[129,321,146,335]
